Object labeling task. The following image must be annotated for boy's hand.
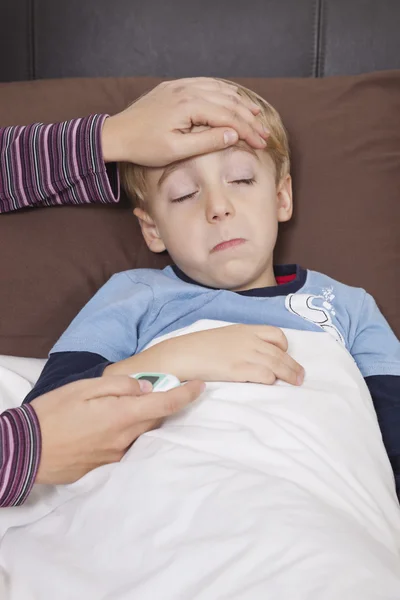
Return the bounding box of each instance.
[101,77,269,165]
[148,325,305,386]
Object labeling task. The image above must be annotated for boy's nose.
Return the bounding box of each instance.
[205,192,235,223]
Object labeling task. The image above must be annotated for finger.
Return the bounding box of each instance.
[187,84,262,116]
[254,351,303,386]
[198,92,268,137]
[164,77,260,115]
[188,101,267,149]
[171,121,264,161]
[62,375,151,402]
[191,78,263,116]
[256,341,304,376]
[254,326,288,352]
[172,128,240,159]
[128,380,205,421]
[270,356,304,386]
[169,77,239,94]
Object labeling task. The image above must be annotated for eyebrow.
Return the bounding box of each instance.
[156,143,260,189]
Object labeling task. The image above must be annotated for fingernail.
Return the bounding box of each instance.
[259,136,267,145]
[138,379,152,393]
[297,369,305,385]
[263,125,270,136]
[224,130,238,145]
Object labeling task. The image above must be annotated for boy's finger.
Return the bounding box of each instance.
[255,326,289,352]
[242,362,302,387]
[128,380,205,421]
[267,357,304,386]
[283,356,305,379]
[256,341,304,376]
[252,349,303,386]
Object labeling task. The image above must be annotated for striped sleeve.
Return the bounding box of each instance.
[0,405,41,507]
[0,114,120,213]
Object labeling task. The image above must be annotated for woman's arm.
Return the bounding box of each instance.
[0,79,268,214]
[0,114,120,214]
[0,405,41,507]
[1,377,204,505]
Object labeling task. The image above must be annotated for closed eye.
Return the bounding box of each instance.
[232,178,255,185]
[171,191,197,203]
[171,178,255,203]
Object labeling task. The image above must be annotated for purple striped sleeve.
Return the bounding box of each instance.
[0,405,41,507]
[0,114,120,214]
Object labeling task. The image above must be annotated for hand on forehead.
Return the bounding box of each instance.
[165,124,262,169]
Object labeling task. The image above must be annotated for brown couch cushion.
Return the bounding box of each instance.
[0,72,399,357]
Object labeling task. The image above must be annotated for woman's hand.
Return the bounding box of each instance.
[101,77,269,166]
[138,325,305,386]
[31,375,204,485]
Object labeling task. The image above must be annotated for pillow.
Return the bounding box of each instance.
[0,72,399,357]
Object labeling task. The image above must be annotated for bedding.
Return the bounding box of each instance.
[0,322,400,599]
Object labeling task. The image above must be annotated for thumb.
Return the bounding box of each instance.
[175,127,239,159]
[137,378,153,393]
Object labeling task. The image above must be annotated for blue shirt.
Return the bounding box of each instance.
[49,264,400,378]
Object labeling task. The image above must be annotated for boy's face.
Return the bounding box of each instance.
[134,137,293,291]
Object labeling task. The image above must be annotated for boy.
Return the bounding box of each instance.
[24,80,400,492]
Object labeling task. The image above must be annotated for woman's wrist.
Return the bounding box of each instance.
[0,405,41,506]
[100,115,128,163]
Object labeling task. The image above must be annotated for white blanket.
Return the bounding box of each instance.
[1,320,400,600]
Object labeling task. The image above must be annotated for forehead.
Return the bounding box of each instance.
[155,141,263,188]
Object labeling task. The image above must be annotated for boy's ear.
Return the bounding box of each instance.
[276,174,293,223]
[133,207,166,253]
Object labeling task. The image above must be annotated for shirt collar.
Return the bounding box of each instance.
[171,263,307,297]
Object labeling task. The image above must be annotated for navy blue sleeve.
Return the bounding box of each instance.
[365,375,400,497]
[23,352,113,405]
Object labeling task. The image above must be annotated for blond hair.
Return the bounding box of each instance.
[120,79,290,208]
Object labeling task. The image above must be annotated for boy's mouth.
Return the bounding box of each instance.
[211,238,246,253]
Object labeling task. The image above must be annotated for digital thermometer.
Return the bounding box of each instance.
[130,372,181,392]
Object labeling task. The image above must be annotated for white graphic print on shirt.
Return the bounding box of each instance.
[285,287,345,345]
